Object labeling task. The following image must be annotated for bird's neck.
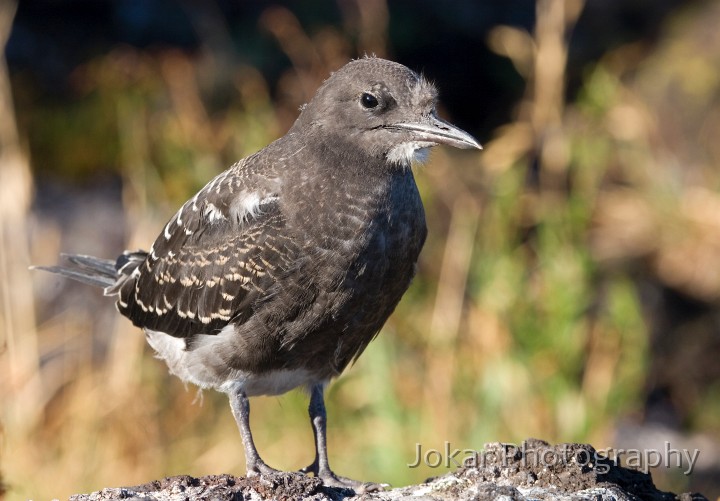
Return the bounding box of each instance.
[281,127,402,182]
[274,131,413,245]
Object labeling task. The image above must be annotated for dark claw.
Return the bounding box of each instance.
[317,473,387,494]
[299,461,387,493]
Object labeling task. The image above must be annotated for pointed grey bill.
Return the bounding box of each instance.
[387,114,482,150]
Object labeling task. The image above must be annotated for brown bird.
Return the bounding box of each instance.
[34,56,481,492]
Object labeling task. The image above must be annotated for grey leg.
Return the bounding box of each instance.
[302,383,332,476]
[300,383,385,493]
[229,388,279,476]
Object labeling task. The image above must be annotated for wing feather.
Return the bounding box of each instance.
[115,161,293,338]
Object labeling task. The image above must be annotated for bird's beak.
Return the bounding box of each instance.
[388,114,482,150]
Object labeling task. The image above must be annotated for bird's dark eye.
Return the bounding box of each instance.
[360,93,379,109]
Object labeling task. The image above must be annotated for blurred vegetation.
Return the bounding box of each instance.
[1,0,720,500]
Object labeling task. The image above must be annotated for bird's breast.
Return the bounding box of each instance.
[289,167,426,287]
[277,168,427,375]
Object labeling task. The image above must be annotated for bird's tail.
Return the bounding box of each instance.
[32,254,122,289]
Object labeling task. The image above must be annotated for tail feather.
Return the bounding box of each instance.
[64,254,118,277]
[31,265,115,288]
[31,253,120,289]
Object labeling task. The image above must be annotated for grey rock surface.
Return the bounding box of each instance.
[68,440,708,501]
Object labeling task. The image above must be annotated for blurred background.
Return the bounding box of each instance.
[1,0,720,499]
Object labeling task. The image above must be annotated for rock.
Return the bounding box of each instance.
[68,440,708,501]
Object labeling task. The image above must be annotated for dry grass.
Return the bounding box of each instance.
[2,1,720,499]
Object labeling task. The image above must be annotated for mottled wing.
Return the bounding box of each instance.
[113,161,294,338]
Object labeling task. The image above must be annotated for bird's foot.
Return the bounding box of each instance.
[299,462,387,493]
[246,459,283,477]
[317,471,387,494]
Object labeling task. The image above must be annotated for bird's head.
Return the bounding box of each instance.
[292,57,481,166]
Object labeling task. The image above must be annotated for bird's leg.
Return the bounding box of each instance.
[229,388,280,476]
[300,383,385,493]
